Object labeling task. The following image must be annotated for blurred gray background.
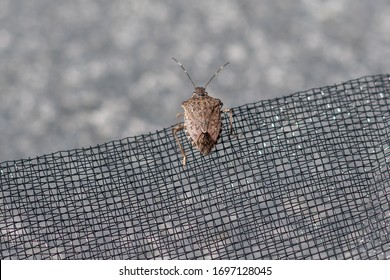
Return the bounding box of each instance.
[0,0,389,161]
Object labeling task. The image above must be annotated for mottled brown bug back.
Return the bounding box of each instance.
[182,94,222,155]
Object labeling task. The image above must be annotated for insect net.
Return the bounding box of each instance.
[1,74,389,259]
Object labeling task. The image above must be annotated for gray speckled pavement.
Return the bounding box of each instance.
[0,0,389,161]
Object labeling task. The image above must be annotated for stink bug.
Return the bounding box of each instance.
[172,57,233,166]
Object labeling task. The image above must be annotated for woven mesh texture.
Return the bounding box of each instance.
[1,74,389,259]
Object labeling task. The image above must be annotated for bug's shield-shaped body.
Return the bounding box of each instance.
[173,86,232,166]
[182,91,223,155]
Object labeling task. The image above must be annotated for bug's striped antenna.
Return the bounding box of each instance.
[204,61,230,89]
[172,57,196,89]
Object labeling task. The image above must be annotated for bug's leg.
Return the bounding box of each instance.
[222,108,234,135]
[176,112,184,123]
[172,124,187,166]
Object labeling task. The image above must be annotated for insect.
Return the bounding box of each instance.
[172,57,233,166]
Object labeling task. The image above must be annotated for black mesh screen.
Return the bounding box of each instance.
[1,74,389,259]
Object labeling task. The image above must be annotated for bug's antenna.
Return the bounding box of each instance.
[172,57,196,89]
[204,61,230,89]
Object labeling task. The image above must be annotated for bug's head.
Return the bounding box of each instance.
[172,57,230,95]
[194,87,207,96]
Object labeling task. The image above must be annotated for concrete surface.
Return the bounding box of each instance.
[0,0,389,161]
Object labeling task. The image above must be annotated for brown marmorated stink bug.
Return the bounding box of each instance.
[172,57,233,166]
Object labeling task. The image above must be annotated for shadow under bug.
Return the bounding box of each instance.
[172,57,233,166]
